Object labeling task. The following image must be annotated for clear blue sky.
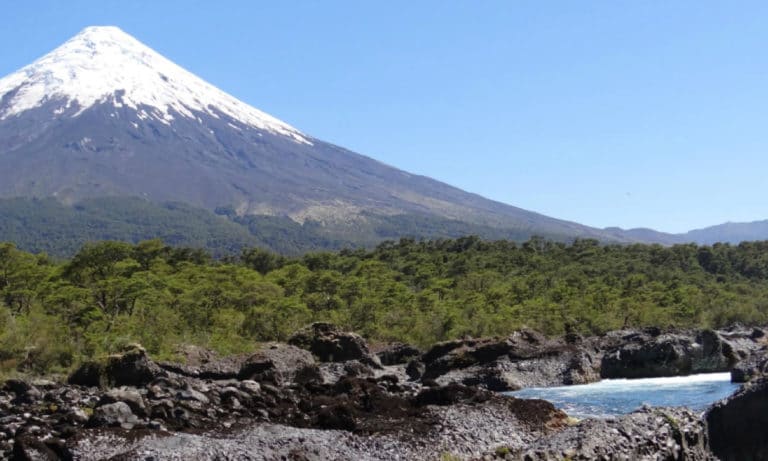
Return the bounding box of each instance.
[2,1,767,233]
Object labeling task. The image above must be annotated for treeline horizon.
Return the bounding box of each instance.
[2,236,768,376]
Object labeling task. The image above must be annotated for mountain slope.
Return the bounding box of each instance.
[601,221,768,246]
[0,197,260,257]
[2,194,766,258]
[682,220,768,245]
[0,197,589,258]
[0,25,647,244]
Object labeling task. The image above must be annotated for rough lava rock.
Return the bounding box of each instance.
[88,401,140,429]
[158,346,246,380]
[421,329,600,390]
[600,333,695,379]
[375,342,421,366]
[238,343,317,385]
[707,376,768,461]
[98,386,147,417]
[489,406,714,460]
[405,359,425,381]
[288,323,382,368]
[731,353,768,383]
[3,325,766,460]
[66,361,105,388]
[600,329,741,379]
[68,344,166,388]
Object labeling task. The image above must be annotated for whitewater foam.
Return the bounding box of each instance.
[508,372,739,418]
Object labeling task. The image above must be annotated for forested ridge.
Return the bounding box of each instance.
[0,197,570,258]
[2,236,768,376]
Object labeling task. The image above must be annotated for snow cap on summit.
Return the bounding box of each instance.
[0,25,310,144]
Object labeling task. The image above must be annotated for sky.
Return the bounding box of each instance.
[1,1,767,233]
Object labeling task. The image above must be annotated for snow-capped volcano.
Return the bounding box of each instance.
[0,26,637,244]
[0,26,310,144]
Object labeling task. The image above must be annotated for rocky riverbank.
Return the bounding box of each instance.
[2,323,767,460]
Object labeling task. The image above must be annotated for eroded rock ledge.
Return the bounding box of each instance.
[1,323,766,460]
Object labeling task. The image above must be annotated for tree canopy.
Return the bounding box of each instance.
[2,236,768,375]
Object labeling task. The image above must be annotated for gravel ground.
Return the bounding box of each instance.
[71,401,545,461]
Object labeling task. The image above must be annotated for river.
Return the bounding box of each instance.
[506,372,739,418]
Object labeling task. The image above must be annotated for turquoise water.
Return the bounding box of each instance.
[506,372,740,418]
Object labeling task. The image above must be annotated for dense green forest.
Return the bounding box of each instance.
[2,236,768,376]
[0,197,260,257]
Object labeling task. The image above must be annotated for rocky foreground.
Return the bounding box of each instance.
[2,323,768,460]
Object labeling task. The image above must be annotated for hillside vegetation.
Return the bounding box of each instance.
[0,197,571,258]
[2,236,768,375]
[0,197,260,257]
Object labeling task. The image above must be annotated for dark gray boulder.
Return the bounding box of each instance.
[376,343,421,366]
[600,330,739,379]
[452,364,523,392]
[707,377,768,460]
[2,378,32,395]
[12,435,67,461]
[731,352,768,383]
[88,401,140,429]
[2,379,42,404]
[98,387,147,417]
[288,323,382,368]
[405,360,425,381]
[421,329,600,389]
[67,361,104,387]
[238,343,317,385]
[413,383,493,406]
[695,329,739,370]
[103,345,166,387]
[601,334,694,379]
[69,344,165,388]
[316,360,375,385]
[562,350,601,385]
[157,345,245,380]
[422,330,548,380]
[719,326,767,359]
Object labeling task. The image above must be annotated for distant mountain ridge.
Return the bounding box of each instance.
[680,220,768,245]
[0,26,764,252]
[1,196,766,258]
[604,220,768,246]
